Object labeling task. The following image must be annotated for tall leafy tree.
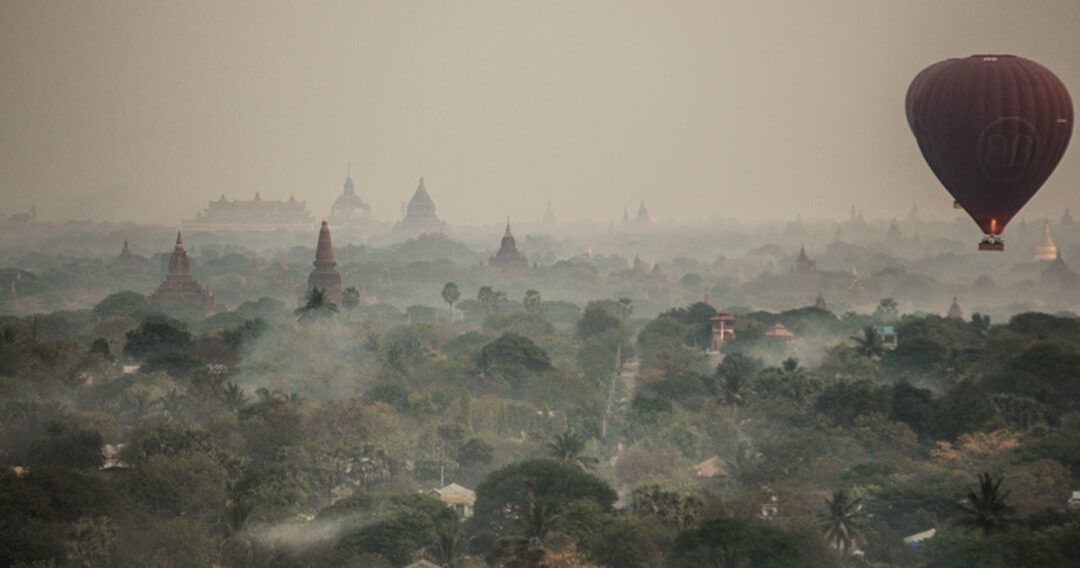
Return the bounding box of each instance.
[473,460,617,540]
[523,289,543,315]
[669,517,806,568]
[123,315,192,359]
[27,422,105,471]
[575,301,624,340]
[442,282,461,320]
[874,297,899,321]
[477,332,553,391]
[478,285,507,314]
[716,353,759,421]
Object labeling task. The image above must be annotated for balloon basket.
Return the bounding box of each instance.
[978,240,1004,251]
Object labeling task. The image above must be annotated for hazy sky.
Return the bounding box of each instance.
[3,1,1080,226]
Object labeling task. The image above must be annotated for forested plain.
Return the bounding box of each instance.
[2,215,1080,567]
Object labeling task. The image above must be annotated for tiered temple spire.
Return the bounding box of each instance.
[635,200,651,224]
[148,232,222,314]
[308,219,343,305]
[489,218,528,270]
[396,177,445,234]
[791,246,817,275]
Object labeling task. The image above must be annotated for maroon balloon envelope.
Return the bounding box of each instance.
[906,55,1073,248]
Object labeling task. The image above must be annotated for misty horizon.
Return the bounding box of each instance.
[4,1,1080,226]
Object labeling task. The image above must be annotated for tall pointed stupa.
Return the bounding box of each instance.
[1034,221,1059,261]
[308,220,343,305]
[886,219,903,241]
[396,177,445,234]
[489,218,528,270]
[541,201,557,226]
[149,232,221,314]
[791,246,817,275]
[114,240,143,268]
[635,200,652,224]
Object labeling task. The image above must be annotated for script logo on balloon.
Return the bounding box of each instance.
[977,116,1039,182]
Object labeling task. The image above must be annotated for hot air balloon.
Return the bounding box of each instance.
[906,55,1073,250]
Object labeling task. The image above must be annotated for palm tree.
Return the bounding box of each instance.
[631,485,702,530]
[294,287,339,322]
[721,372,750,422]
[222,382,249,414]
[956,472,1017,538]
[442,282,461,320]
[120,390,159,424]
[820,488,865,554]
[545,430,598,470]
[430,519,464,568]
[158,389,186,420]
[850,325,885,359]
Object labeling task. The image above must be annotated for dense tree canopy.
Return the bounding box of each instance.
[472,459,617,539]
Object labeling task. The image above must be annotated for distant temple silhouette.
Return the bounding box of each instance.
[116,241,135,265]
[149,232,223,314]
[185,193,314,230]
[307,220,343,306]
[489,219,528,270]
[114,240,147,269]
[329,168,371,226]
[886,219,903,241]
[635,200,651,224]
[1040,251,1078,291]
[541,201,557,226]
[396,178,446,234]
[947,297,964,319]
[620,200,652,226]
[791,246,817,275]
